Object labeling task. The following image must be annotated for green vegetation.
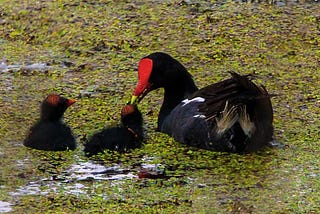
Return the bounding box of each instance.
[0,0,319,213]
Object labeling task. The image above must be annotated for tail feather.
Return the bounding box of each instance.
[214,101,239,135]
[238,106,256,138]
[213,103,256,138]
[193,72,274,153]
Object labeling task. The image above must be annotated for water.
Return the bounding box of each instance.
[0,60,51,73]
[0,201,12,213]
[68,161,137,181]
[9,157,165,197]
[10,161,136,197]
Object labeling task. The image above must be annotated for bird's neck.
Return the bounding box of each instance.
[158,74,198,128]
[40,116,61,122]
[40,110,62,122]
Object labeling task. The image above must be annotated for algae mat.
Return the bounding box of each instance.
[0,0,319,213]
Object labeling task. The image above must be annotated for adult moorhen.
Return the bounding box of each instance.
[83,104,143,156]
[130,52,274,153]
[24,94,77,151]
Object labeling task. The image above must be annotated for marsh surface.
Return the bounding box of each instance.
[0,0,319,213]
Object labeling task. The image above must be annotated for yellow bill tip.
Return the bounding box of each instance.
[130,95,138,104]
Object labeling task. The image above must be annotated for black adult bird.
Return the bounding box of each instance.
[130,52,274,153]
[83,104,143,156]
[24,94,77,151]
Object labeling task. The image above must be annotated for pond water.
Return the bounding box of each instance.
[0,61,51,73]
[10,162,131,196]
[9,155,167,198]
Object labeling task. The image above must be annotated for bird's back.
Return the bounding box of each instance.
[161,72,274,153]
[161,97,212,149]
[24,121,76,151]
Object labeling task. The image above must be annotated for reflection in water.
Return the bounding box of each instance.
[10,156,167,197]
[68,161,137,181]
[10,161,137,197]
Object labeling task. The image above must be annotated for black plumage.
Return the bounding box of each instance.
[131,52,274,153]
[24,94,76,151]
[83,104,143,156]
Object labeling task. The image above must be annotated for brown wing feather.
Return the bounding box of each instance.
[192,72,273,120]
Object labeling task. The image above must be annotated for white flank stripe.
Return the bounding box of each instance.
[193,114,206,118]
[181,97,205,107]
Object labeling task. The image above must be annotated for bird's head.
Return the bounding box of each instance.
[41,94,76,121]
[130,52,183,104]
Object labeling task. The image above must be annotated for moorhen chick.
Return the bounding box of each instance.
[83,104,143,156]
[130,52,274,153]
[24,94,77,151]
